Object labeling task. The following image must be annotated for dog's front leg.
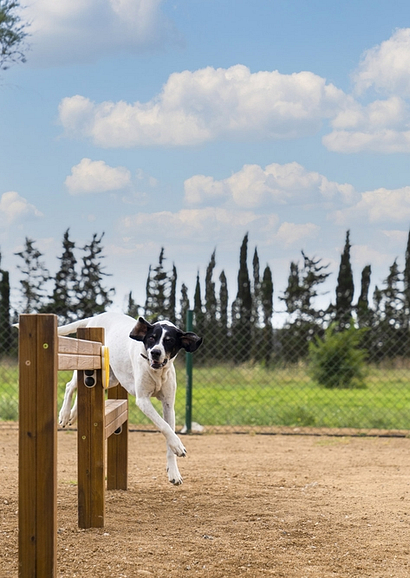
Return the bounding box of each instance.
[136,396,186,460]
[160,398,183,485]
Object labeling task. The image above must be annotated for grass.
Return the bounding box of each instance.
[1,359,410,431]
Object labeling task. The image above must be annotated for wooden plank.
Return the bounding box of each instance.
[105,399,127,423]
[58,336,101,355]
[107,385,128,491]
[105,400,128,439]
[36,315,58,578]
[19,314,58,578]
[77,327,105,529]
[58,353,101,371]
[19,314,38,578]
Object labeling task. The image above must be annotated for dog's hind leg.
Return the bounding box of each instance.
[59,371,78,428]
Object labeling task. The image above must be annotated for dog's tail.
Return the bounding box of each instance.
[58,318,93,336]
[13,317,94,334]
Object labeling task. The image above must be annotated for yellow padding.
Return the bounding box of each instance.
[101,346,110,389]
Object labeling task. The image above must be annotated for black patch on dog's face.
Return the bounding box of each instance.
[129,317,203,369]
[144,324,197,359]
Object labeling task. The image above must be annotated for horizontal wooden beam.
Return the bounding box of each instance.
[105,399,128,439]
[58,353,101,371]
[58,336,101,355]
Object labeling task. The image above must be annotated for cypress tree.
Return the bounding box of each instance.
[179,283,190,329]
[168,263,177,323]
[356,265,371,328]
[144,248,167,320]
[281,261,302,314]
[280,251,330,360]
[43,228,79,322]
[373,285,382,315]
[252,248,261,326]
[375,259,405,358]
[77,233,114,318]
[261,264,274,365]
[126,291,140,318]
[218,270,228,342]
[203,250,217,360]
[193,272,205,338]
[0,250,12,354]
[205,250,217,324]
[382,259,403,320]
[15,237,50,313]
[144,249,177,321]
[251,247,262,361]
[231,233,252,363]
[300,251,330,317]
[335,230,354,328]
[144,265,153,318]
[403,229,410,327]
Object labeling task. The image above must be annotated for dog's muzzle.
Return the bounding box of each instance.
[140,353,168,369]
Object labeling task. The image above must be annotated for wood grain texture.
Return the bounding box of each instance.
[77,327,105,529]
[18,314,58,578]
[58,336,101,355]
[107,385,128,491]
[105,399,128,439]
[58,353,101,370]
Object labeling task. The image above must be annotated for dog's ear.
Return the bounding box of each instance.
[129,317,152,341]
[180,332,203,353]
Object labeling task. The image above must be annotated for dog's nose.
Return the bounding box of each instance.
[151,348,161,360]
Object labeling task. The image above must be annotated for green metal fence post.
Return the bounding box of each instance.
[184,309,193,434]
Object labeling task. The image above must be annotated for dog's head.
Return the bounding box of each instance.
[129,317,202,370]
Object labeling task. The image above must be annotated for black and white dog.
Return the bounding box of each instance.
[58,312,202,485]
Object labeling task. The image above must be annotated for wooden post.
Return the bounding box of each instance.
[77,326,105,529]
[107,384,128,490]
[18,314,58,578]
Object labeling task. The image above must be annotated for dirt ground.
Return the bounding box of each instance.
[1,426,410,578]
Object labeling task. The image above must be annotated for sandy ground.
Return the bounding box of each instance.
[1,426,410,577]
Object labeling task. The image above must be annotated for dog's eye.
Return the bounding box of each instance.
[147,336,155,343]
[164,337,175,344]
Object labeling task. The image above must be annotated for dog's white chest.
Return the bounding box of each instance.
[137,366,173,398]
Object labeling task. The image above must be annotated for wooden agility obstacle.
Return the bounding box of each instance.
[18,314,128,578]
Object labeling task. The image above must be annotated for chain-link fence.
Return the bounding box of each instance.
[1,312,410,435]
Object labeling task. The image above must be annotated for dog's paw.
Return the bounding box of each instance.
[167,466,183,485]
[69,408,77,426]
[169,434,186,457]
[58,409,71,428]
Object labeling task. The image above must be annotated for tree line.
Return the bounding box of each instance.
[2,228,410,364]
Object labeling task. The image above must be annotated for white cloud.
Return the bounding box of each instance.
[58,65,348,147]
[332,186,410,225]
[381,229,408,246]
[353,28,410,96]
[323,96,410,153]
[331,96,408,131]
[184,162,356,208]
[275,222,320,246]
[65,158,131,195]
[0,192,43,224]
[324,129,410,154]
[120,207,261,241]
[24,0,179,66]
[351,245,394,277]
[119,205,322,251]
[184,175,227,205]
[324,28,410,153]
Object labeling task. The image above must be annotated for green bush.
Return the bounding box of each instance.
[308,322,368,389]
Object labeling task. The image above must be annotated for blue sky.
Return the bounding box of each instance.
[1,0,410,317]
